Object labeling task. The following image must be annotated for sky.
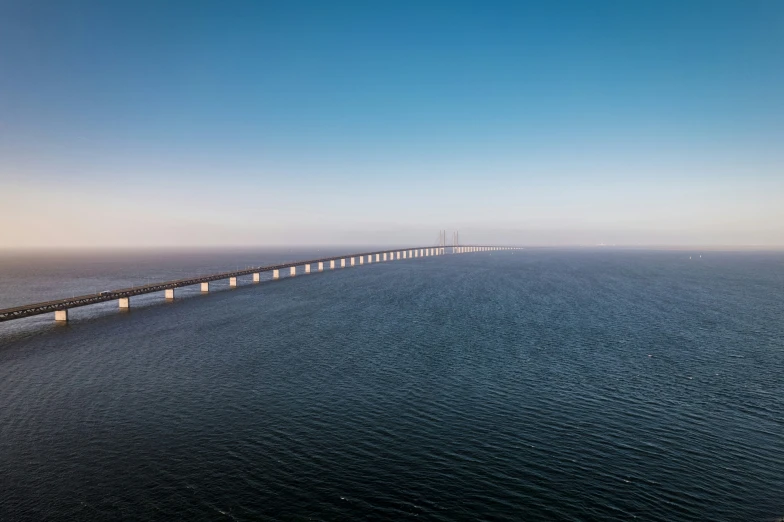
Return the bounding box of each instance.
[1,0,782,248]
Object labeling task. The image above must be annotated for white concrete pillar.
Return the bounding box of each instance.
[376,254,380,262]
[359,256,364,265]
[253,273,260,283]
[201,282,210,292]
[273,269,280,279]
[396,251,401,260]
[409,249,413,257]
[119,297,130,309]
[229,277,238,287]
[383,253,387,261]
[338,258,344,268]
[350,257,355,266]
[305,264,311,274]
[368,255,372,263]
[290,266,296,276]
[165,289,175,299]
[318,262,324,271]
[55,309,68,322]
[330,260,335,269]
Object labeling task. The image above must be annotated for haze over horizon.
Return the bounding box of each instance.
[1,0,782,249]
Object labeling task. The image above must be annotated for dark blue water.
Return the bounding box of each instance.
[1,249,782,520]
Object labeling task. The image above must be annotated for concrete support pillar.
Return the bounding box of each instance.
[290,266,296,276]
[359,256,364,265]
[119,297,130,309]
[318,262,324,271]
[201,282,210,292]
[403,251,407,259]
[253,273,260,283]
[383,253,387,261]
[229,277,238,287]
[376,254,380,262]
[273,269,280,279]
[409,250,413,257]
[367,255,372,263]
[165,289,175,299]
[397,252,401,260]
[350,257,355,266]
[330,260,335,269]
[55,309,68,322]
[341,259,346,268]
[305,264,311,274]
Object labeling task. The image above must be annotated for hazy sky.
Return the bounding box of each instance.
[1,0,782,248]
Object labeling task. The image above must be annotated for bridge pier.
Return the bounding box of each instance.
[351,257,355,266]
[330,260,335,269]
[229,277,238,287]
[119,297,130,309]
[55,309,68,322]
[253,273,260,283]
[360,256,364,265]
[305,264,311,274]
[201,282,210,292]
[273,269,280,279]
[341,259,346,268]
[383,253,387,261]
[165,289,175,299]
[290,266,296,276]
[396,251,401,260]
[318,262,324,271]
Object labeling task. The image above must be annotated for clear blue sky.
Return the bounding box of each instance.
[1,0,782,247]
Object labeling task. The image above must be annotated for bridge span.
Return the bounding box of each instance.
[0,246,520,324]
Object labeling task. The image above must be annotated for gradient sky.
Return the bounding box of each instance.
[1,0,782,247]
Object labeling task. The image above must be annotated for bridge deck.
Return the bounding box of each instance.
[0,246,506,322]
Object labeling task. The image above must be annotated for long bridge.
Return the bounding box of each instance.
[0,245,520,324]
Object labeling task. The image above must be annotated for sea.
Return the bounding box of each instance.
[0,248,782,521]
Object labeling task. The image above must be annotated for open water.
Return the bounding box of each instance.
[0,249,782,521]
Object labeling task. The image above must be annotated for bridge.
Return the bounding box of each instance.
[0,245,520,324]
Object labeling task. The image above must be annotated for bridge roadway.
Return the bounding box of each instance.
[0,245,519,323]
